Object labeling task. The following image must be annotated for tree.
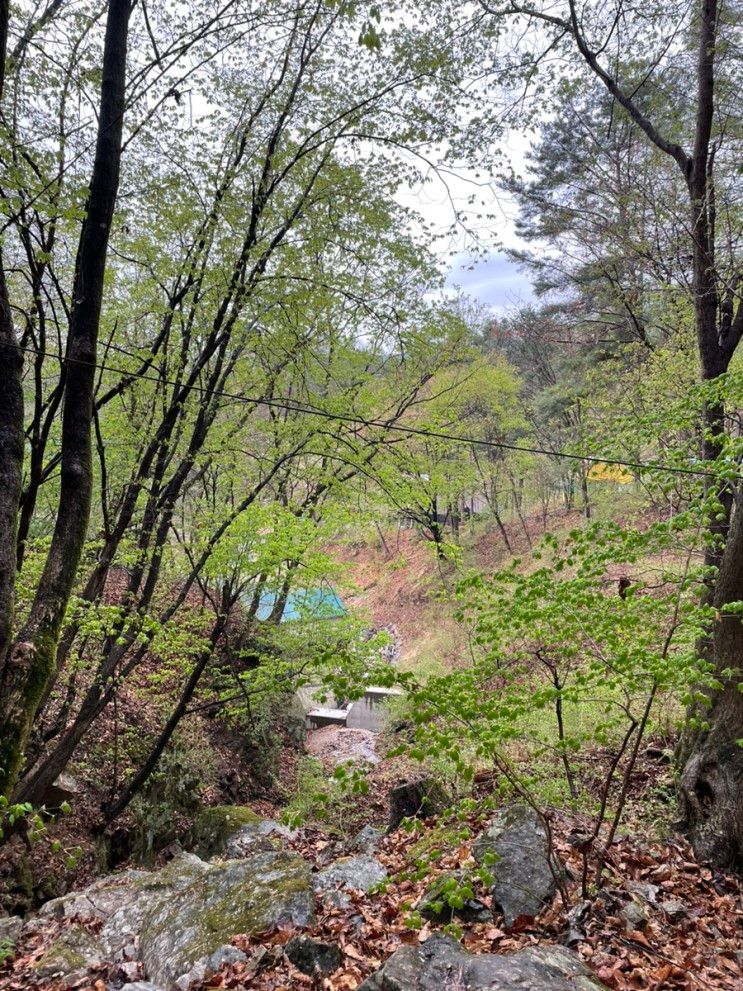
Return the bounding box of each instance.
[0,0,477,806]
[0,0,133,797]
[473,0,743,865]
[374,346,526,560]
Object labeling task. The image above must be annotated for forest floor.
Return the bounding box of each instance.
[212,801,743,991]
[5,495,736,991]
[4,748,743,991]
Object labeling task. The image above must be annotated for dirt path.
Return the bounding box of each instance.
[305,726,379,768]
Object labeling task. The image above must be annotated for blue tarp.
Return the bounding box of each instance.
[254,587,347,622]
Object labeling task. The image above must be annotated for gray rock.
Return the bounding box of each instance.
[285,934,342,974]
[313,854,387,899]
[349,825,385,854]
[618,899,648,931]
[256,819,296,839]
[33,855,212,984]
[659,897,685,922]
[175,961,207,990]
[34,847,313,990]
[41,772,80,810]
[188,806,262,859]
[119,984,161,991]
[175,942,248,987]
[31,924,105,979]
[472,805,562,927]
[39,867,153,921]
[322,889,352,910]
[209,814,293,861]
[140,850,315,989]
[358,933,608,991]
[223,829,276,859]
[119,960,143,981]
[388,778,450,832]
[625,880,660,905]
[206,944,248,970]
[418,873,491,923]
[0,915,23,946]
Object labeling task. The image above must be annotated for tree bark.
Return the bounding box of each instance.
[0,0,132,797]
[0,0,25,701]
[679,491,743,868]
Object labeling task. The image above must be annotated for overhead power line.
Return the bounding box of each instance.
[6,340,732,480]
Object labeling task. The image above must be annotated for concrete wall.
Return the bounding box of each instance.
[346,687,403,733]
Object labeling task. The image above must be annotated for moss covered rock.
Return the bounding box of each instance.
[32,924,105,979]
[139,850,315,988]
[188,806,263,859]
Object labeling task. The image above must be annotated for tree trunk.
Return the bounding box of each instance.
[581,468,591,520]
[679,491,743,868]
[0,0,132,797]
[103,608,229,823]
[0,1,26,722]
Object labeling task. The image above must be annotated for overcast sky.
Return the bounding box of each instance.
[394,130,536,314]
[444,251,534,311]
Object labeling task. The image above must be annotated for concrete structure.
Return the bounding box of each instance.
[306,707,349,728]
[306,686,404,733]
[346,686,404,732]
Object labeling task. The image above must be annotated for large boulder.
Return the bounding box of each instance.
[188,806,262,859]
[313,853,387,908]
[139,851,315,988]
[472,805,562,927]
[37,848,315,990]
[40,853,210,964]
[388,778,450,832]
[358,933,608,991]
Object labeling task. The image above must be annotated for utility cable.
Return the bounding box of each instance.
[6,340,734,480]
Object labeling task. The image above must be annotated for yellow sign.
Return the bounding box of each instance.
[586,462,634,483]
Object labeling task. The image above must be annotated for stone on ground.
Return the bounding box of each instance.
[33,848,315,990]
[285,934,342,974]
[31,923,105,979]
[0,915,23,947]
[348,824,385,854]
[357,933,608,991]
[387,777,450,832]
[188,806,263,859]
[472,804,562,927]
[313,853,387,896]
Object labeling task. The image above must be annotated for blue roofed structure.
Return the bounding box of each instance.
[254,586,347,622]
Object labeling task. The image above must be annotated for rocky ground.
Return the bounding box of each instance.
[1,792,742,991]
[306,728,380,769]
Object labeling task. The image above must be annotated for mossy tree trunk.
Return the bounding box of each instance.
[0,0,132,798]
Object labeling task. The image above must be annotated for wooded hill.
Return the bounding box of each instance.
[0,0,742,989]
